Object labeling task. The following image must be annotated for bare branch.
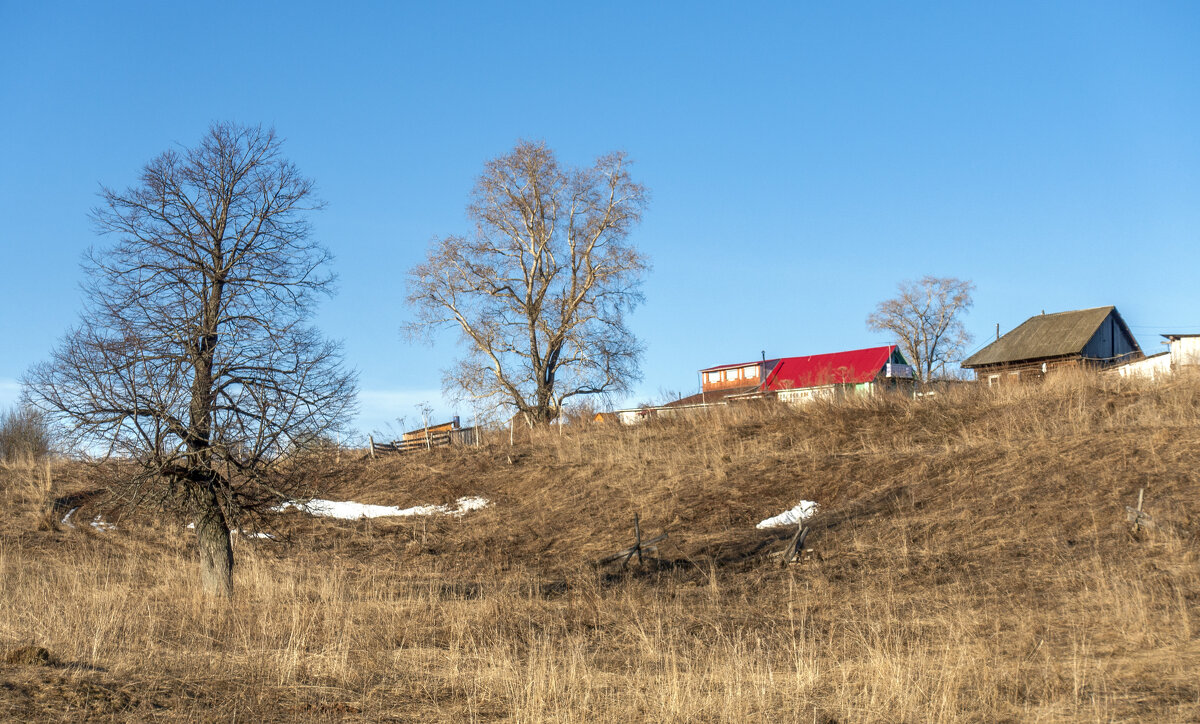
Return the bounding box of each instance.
[866,276,975,384]
[24,122,357,597]
[405,141,649,424]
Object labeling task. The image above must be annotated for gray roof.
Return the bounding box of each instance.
[962,306,1134,368]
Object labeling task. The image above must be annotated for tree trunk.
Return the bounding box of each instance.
[195,485,234,598]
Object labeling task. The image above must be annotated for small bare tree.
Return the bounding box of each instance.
[0,406,52,462]
[867,276,975,384]
[406,141,650,425]
[25,123,356,597]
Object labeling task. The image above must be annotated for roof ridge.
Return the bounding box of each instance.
[783,344,896,360]
[1034,305,1115,318]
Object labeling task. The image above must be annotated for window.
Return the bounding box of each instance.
[725,368,739,380]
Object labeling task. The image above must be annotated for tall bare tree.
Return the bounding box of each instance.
[406,141,649,424]
[25,123,356,597]
[867,276,975,383]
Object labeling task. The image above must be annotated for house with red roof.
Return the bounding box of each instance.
[668,345,914,408]
[765,345,913,404]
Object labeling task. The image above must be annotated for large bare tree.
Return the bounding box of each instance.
[25,123,356,597]
[406,141,649,424]
[867,276,975,383]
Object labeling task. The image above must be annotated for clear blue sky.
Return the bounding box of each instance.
[3,1,1199,437]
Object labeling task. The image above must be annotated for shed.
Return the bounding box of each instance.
[402,417,461,442]
[1113,333,1200,380]
[1165,334,1200,369]
[962,306,1141,384]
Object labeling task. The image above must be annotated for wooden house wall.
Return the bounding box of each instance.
[1080,313,1138,364]
[971,357,1082,385]
[402,421,457,441]
[702,364,762,391]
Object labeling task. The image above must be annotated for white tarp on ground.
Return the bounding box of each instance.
[276,496,489,520]
[756,501,819,529]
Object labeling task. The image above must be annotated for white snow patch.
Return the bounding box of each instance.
[61,507,79,529]
[756,501,819,529]
[90,515,116,532]
[184,522,275,539]
[276,496,490,520]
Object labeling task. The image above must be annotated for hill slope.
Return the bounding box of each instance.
[2,372,1198,721]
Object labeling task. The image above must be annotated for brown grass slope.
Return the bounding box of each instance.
[1,371,1198,722]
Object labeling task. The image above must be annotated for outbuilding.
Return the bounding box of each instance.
[1113,333,1200,380]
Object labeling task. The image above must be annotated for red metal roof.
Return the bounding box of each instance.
[764,345,900,389]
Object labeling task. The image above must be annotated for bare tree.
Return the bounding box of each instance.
[406,141,650,425]
[24,123,356,597]
[0,405,52,462]
[866,276,975,384]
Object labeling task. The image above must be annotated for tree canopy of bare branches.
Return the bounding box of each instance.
[866,276,975,384]
[406,141,650,425]
[24,123,356,597]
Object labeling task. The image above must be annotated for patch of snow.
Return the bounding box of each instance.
[275,496,490,520]
[90,515,116,532]
[61,507,79,529]
[756,501,819,529]
[183,522,274,539]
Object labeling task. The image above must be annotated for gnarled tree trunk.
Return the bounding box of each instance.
[194,484,233,598]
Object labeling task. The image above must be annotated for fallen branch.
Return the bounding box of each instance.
[774,523,811,566]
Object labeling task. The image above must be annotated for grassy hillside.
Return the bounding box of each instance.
[2,372,1198,722]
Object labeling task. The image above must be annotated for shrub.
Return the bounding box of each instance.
[0,405,52,462]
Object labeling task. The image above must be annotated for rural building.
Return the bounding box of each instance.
[669,345,914,408]
[962,306,1142,385]
[1114,351,1171,380]
[402,416,461,442]
[368,416,481,456]
[605,346,915,423]
[1166,334,1200,368]
[758,345,913,405]
[1114,333,1200,380]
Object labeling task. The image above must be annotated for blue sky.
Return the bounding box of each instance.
[2,2,1199,436]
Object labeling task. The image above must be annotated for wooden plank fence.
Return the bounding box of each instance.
[368,427,482,458]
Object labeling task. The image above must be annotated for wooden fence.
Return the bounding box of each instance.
[368,426,482,458]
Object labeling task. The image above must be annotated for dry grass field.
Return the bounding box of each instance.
[2,372,1199,722]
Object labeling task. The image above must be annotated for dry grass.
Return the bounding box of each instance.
[1,371,1198,721]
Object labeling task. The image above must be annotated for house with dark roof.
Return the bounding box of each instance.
[962,306,1142,385]
[668,345,914,407]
